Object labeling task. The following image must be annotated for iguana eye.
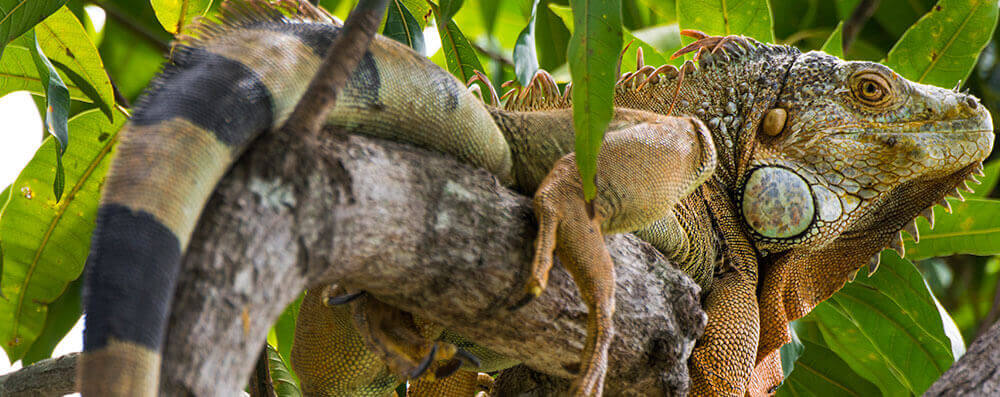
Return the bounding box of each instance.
[851,72,892,106]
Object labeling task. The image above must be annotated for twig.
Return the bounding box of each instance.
[471,41,513,67]
[842,0,880,52]
[280,0,389,137]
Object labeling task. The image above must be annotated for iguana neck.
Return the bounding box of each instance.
[615,41,800,193]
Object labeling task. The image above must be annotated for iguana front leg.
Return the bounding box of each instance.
[526,114,716,395]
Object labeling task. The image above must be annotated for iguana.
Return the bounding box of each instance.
[76,1,994,396]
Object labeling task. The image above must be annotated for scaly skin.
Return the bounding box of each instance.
[77,0,993,395]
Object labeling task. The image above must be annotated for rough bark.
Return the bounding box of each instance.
[924,320,1000,396]
[150,128,704,396]
[0,352,78,397]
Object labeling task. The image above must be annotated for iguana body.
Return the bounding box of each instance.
[77,1,993,396]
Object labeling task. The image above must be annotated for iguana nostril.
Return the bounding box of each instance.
[964,96,978,109]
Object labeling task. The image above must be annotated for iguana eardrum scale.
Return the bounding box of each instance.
[77,0,993,395]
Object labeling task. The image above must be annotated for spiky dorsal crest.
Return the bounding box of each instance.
[173,0,336,50]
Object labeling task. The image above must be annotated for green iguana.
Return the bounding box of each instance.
[76,0,993,396]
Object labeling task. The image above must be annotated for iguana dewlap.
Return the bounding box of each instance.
[77,1,994,396]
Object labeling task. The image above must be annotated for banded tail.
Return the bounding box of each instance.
[79,2,510,395]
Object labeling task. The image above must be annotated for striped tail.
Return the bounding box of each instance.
[79,2,510,395]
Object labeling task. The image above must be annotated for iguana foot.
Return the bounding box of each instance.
[348,292,478,380]
[520,113,716,396]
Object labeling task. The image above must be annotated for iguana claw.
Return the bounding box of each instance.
[325,290,366,306]
[409,343,438,379]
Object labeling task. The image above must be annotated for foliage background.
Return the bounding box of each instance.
[0,0,999,395]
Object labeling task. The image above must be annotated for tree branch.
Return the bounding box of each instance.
[0,353,78,397]
[925,319,1000,395]
[151,128,705,396]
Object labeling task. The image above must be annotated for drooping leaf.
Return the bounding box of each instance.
[568,0,622,200]
[0,0,68,58]
[21,277,80,365]
[430,2,485,89]
[33,6,115,120]
[0,109,125,362]
[0,7,116,117]
[812,251,961,396]
[552,3,672,72]
[514,0,540,86]
[884,0,999,89]
[150,0,214,34]
[27,28,69,202]
[676,0,775,44]
[383,0,425,54]
[820,21,844,57]
[905,198,1000,260]
[266,343,303,397]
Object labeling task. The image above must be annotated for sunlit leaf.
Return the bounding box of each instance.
[150,0,214,34]
[812,252,960,396]
[273,293,302,371]
[820,21,844,57]
[0,0,68,58]
[34,6,115,120]
[27,28,69,201]
[676,0,774,44]
[0,6,116,118]
[885,0,999,89]
[568,0,621,200]
[0,109,125,362]
[96,0,169,103]
[905,198,1000,260]
[21,278,80,365]
[383,0,425,54]
[967,160,999,198]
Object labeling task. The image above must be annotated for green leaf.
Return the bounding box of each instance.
[150,0,214,34]
[266,343,303,397]
[33,6,115,120]
[514,0,540,86]
[436,0,463,26]
[21,277,80,365]
[0,7,117,116]
[0,0,68,58]
[905,198,1000,260]
[968,160,1000,198]
[430,2,484,88]
[28,28,69,202]
[552,2,670,72]
[884,0,999,89]
[675,0,775,44]
[535,1,570,70]
[568,0,621,200]
[871,0,935,38]
[779,322,804,379]
[383,0,425,54]
[812,251,960,396]
[777,338,883,397]
[820,21,844,57]
[96,0,169,103]
[0,109,125,362]
[478,0,500,34]
[631,23,681,55]
[274,293,302,370]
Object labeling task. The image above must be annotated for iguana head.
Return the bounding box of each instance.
[745,50,993,359]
